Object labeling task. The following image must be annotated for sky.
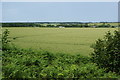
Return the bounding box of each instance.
[0,2,2,22]
[2,2,118,22]
[1,0,119,2]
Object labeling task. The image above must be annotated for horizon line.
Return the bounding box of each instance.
[1,21,119,23]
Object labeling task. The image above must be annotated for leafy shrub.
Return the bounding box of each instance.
[2,29,11,50]
[2,47,120,78]
[91,30,120,74]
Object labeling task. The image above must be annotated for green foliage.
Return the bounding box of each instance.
[2,47,120,78]
[2,29,120,78]
[91,30,120,74]
[2,29,11,50]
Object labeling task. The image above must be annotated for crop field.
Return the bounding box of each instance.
[3,27,117,56]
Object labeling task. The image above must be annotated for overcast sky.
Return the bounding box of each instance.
[2,2,118,22]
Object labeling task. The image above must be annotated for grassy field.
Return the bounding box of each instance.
[3,27,117,56]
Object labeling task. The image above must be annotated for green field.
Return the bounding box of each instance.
[3,27,117,56]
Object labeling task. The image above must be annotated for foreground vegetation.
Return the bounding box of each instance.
[2,47,119,78]
[91,30,120,74]
[2,29,120,78]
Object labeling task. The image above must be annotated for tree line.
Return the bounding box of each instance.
[2,22,117,28]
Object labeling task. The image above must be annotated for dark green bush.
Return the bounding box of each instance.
[2,29,11,51]
[91,30,120,74]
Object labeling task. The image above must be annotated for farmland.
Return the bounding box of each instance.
[3,27,117,56]
[2,27,120,78]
